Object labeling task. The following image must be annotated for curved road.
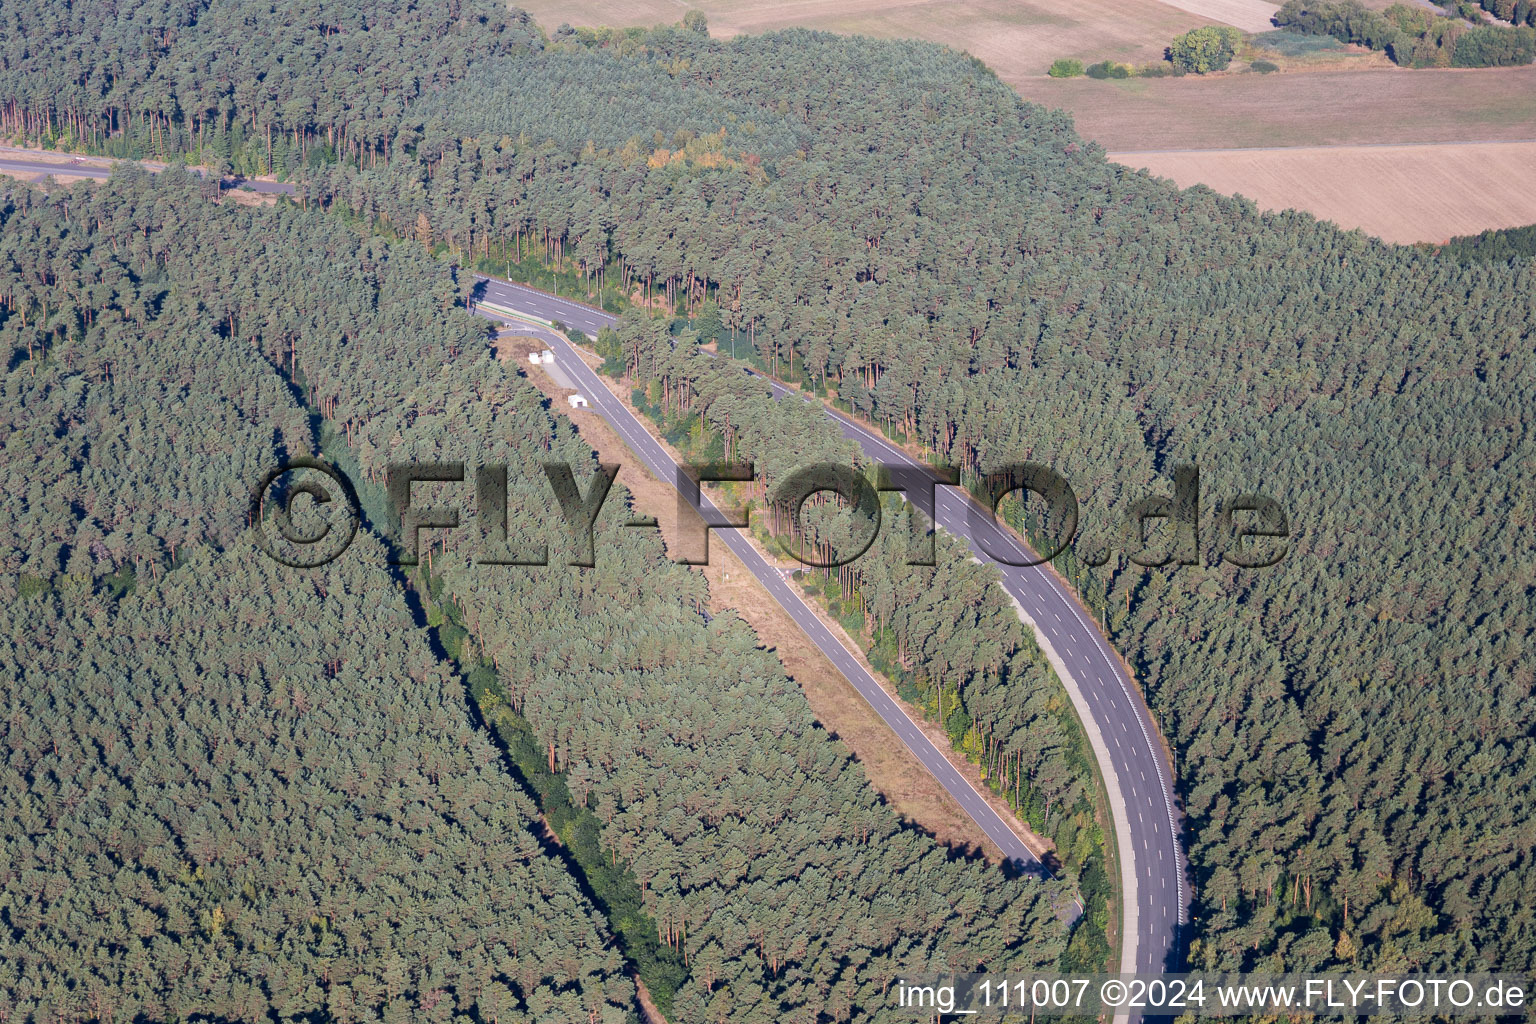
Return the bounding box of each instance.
[4,151,1189,973]
[477,289,1050,878]
[471,276,1189,976]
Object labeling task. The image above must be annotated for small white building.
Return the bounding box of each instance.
[527,351,543,365]
[568,394,589,409]
[540,350,555,364]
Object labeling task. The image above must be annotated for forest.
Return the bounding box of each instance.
[1450,0,1536,26]
[3,0,1535,1010]
[602,312,1108,898]
[0,171,1070,1021]
[1442,221,1536,264]
[0,175,631,1021]
[291,20,1533,983]
[1274,0,1536,65]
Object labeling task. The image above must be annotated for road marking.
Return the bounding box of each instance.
[472,283,1191,899]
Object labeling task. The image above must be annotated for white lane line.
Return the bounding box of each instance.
[496,306,1176,909]
[539,330,1044,870]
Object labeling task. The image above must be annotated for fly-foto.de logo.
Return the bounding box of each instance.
[251,458,1289,571]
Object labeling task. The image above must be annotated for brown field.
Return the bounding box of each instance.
[517,3,1534,143]
[505,331,1051,864]
[1032,66,1536,149]
[520,2,1536,240]
[522,0,1232,72]
[1113,139,1536,243]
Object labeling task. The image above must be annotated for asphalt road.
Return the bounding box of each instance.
[0,154,294,193]
[6,145,1184,975]
[472,276,1189,973]
[476,279,1052,879]
[0,156,113,180]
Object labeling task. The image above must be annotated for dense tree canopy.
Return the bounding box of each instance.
[310,20,1536,981]
[0,0,542,171]
[0,171,310,579]
[605,311,1104,881]
[1,168,1071,1020]
[0,175,634,1022]
[2,539,632,1023]
[1442,221,1536,264]
[4,0,1535,1002]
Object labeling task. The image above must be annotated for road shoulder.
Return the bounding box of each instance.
[506,331,1051,865]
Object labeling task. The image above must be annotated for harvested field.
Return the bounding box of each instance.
[519,0,1227,71]
[1160,0,1277,32]
[1112,139,1536,243]
[1028,66,1536,149]
[525,0,681,31]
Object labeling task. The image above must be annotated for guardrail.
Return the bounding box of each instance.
[474,298,555,330]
